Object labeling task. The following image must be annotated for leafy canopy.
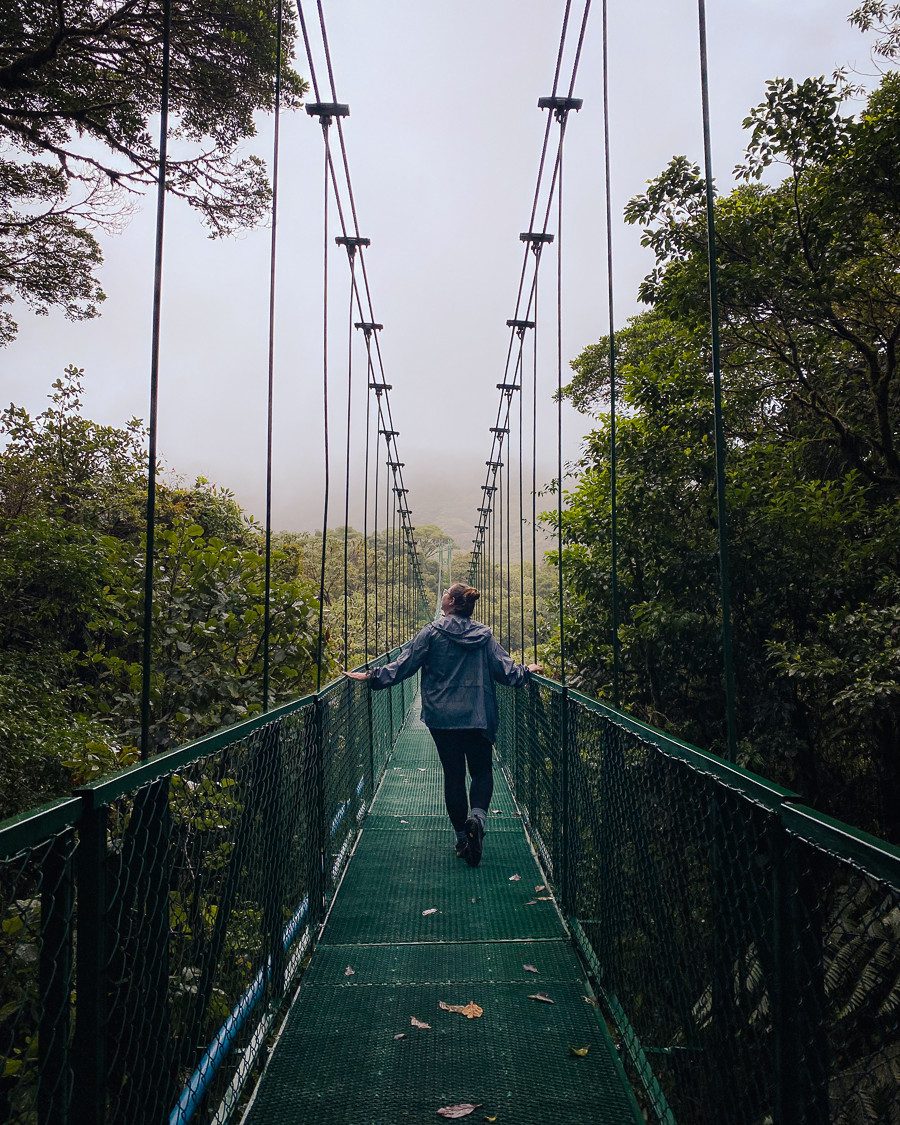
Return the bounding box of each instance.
[0,0,307,343]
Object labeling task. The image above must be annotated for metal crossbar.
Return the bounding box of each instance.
[0,651,418,1125]
[496,678,900,1125]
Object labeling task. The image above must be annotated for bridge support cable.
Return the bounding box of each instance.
[299,0,430,659]
[601,0,621,709]
[139,0,172,762]
[262,0,284,713]
[697,0,738,762]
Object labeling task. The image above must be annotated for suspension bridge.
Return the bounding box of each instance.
[2,3,898,1124]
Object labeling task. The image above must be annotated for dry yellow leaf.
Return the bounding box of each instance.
[569,1046,589,1057]
[439,1000,484,1019]
[484,1117,498,1122]
[411,1016,431,1029]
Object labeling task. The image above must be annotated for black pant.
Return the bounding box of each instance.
[428,728,494,832]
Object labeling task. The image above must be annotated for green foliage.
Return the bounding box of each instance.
[0,0,308,343]
[556,59,900,840]
[0,368,320,817]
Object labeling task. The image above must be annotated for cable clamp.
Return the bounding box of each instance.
[519,232,555,257]
[369,381,391,393]
[336,236,370,261]
[538,95,583,123]
[496,382,520,394]
[306,102,350,128]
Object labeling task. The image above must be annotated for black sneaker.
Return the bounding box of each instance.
[464,816,484,867]
[454,837,468,859]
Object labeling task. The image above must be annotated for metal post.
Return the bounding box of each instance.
[73,803,109,1125]
[38,830,75,1125]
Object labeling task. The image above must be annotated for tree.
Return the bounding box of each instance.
[0,0,306,343]
[555,46,900,839]
[0,368,321,816]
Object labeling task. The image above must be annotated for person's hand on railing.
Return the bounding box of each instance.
[527,664,543,674]
[343,670,369,681]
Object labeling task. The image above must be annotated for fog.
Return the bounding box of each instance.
[1,1,876,545]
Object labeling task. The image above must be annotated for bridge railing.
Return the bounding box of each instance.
[0,653,418,1125]
[498,678,900,1125]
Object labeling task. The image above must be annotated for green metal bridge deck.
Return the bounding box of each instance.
[2,670,898,1125]
[243,695,641,1124]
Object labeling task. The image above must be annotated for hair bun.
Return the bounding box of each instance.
[447,582,480,617]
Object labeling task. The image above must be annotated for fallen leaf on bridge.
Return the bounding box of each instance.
[536,896,553,901]
[569,1046,589,1057]
[437,1105,481,1119]
[534,884,546,892]
[422,908,439,916]
[582,995,599,1007]
[508,874,521,882]
[344,966,355,977]
[524,900,537,905]
[523,964,538,973]
[528,993,555,1004]
[411,1016,431,1029]
[439,1000,484,1019]
[393,1032,406,1040]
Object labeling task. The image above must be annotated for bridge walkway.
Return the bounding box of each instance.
[243,694,641,1124]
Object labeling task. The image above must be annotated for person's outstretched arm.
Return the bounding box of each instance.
[344,625,433,688]
[487,637,542,686]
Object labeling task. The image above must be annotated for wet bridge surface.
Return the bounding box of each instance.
[243,694,640,1124]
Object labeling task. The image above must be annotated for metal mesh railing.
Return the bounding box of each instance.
[0,652,416,1125]
[497,678,900,1125]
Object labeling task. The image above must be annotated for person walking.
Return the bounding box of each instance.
[344,582,541,866]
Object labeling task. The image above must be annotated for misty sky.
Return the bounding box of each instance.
[1,1,880,546]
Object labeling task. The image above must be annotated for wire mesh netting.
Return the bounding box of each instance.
[0,803,80,1125]
[0,656,416,1125]
[496,680,900,1125]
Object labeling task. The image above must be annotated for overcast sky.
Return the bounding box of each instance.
[2,1,879,544]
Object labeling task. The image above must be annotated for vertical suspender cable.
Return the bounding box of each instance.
[342,251,355,667]
[315,125,331,691]
[532,281,540,664]
[363,348,373,664]
[262,0,283,712]
[384,456,390,648]
[498,463,504,645]
[518,349,525,657]
[601,0,620,709]
[698,0,738,761]
[505,423,512,650]
[373,420,380,653]
[556,141,567,690]
[139,0,171,761]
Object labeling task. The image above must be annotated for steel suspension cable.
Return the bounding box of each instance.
[315,125,331,691]
[342,250,356,667]
[505,422,512,650]
[139,0,171,761]
[698,0,738,761]
[555,138,567,689]
[601,0,621,708]
[518,347,525,657]
[531,280,540,663]
[262,0,283,712]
